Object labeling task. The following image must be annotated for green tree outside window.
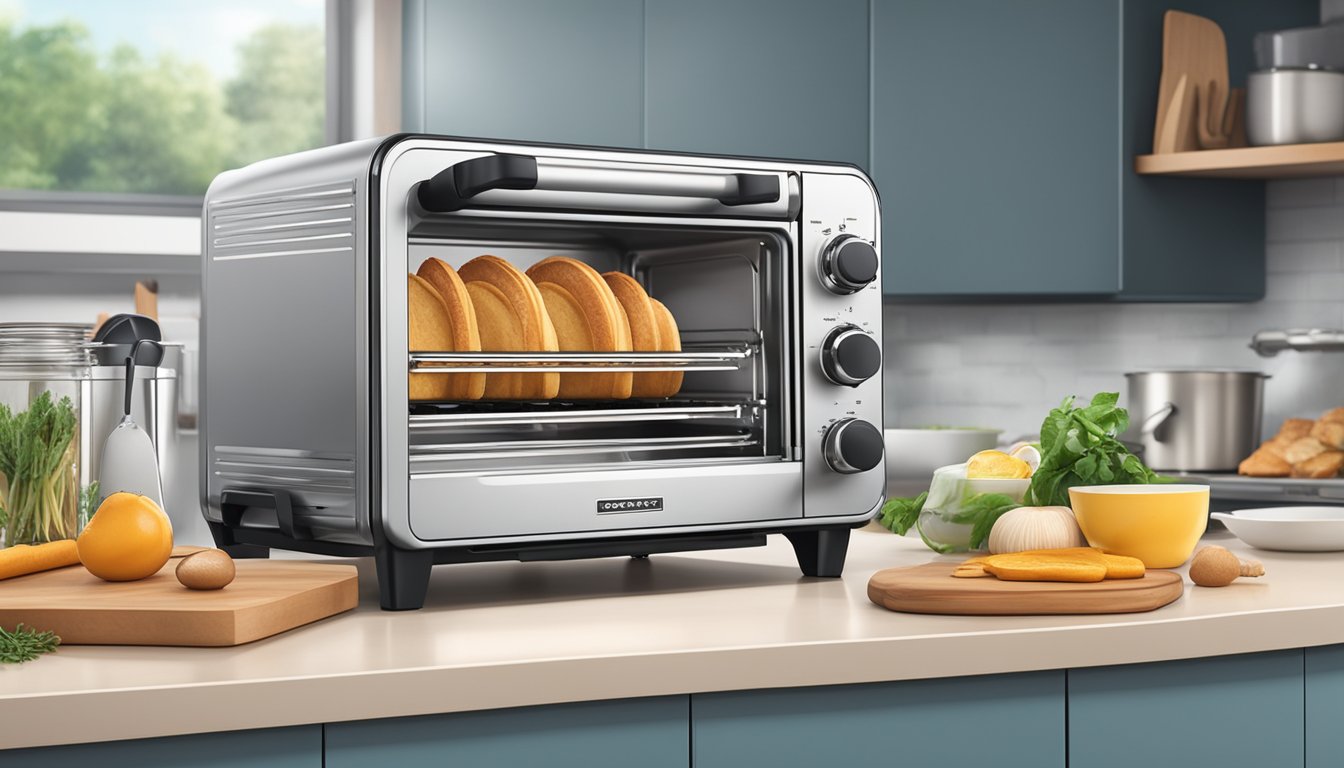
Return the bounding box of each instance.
[0,19,324,197]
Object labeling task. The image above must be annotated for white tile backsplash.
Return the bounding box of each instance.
[885,178,1344,440]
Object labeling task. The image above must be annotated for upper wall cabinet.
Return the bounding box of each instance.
[873,0,1317,300]
[1120,0,1319,300]
[644,0,869,168]
[873,0,1121,298]
[403,0,643,147]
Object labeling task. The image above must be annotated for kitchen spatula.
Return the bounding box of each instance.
[98,339,165,508]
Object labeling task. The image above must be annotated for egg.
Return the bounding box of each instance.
[175,549,236,590]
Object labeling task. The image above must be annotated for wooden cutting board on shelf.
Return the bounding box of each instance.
[868,562,1184,615]
[1152,10,1229,154]
[0,559,358,646]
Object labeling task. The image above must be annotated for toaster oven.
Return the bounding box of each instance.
[201,135,884,610]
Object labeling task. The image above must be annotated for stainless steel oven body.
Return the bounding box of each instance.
[201,135,884,609]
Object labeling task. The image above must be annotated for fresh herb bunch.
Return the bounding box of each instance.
[0,623,60,664]
[0,391,80,545]
[1024,392,1166,506]
[877,492,926,537]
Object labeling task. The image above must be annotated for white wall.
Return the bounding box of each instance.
[883,178,1344,441]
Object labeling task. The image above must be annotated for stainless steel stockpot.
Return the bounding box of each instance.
[1124,370,1268,472]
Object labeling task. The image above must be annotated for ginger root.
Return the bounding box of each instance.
[1188,545,1265,587]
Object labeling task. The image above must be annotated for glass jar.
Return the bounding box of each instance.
[915,463,1031,553]
[0,323,92,546]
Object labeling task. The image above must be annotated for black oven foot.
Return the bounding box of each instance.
[785,527,851,578]
[376,544,435,611]
[206,521,269,559]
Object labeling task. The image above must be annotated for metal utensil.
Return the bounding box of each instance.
[98,339,165,508]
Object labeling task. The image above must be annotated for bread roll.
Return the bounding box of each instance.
[1275,418,1316,443]
[413,258,486,400]
[526,257,633,400]
[602,272,683,398]
[1238,448,1291,478]
[1293,450,1344,479]
[458,255,560,400]
[1311,419,1344,450]
[1322,408,1344,425]
[1283,436,1329,465]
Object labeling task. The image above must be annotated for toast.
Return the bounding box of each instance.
[527,257,633,400]
[602,272,683,398]
[407,274,455,401]
[413,258,486,400]
[458,255,560,400]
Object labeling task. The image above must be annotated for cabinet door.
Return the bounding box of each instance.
[1308,645,1344,767]
[1069,650,1305,768]
[325,696,688,768]
[692,672,1065,768]
[404,0,643,147]
[1118,0,1318,301]
[0,725,319,768]
[644,0,869,167]
[872,0,1121,297]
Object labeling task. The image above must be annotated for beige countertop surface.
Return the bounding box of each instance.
[4,525,1344,750]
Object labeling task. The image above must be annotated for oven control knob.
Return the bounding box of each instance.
[820,325,881,386]
[819,235,878,293]
[822,418,884,474]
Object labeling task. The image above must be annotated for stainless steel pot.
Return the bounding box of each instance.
[1124,370,1268,472]
[1247,69,1344,146]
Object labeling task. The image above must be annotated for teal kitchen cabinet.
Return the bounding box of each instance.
[1307,645,1344,766]
[1069,650,1305,768]
[643,0,869,168]
[1120,0,1318,300]
[325,696,688,768]
[691,671,1065,768]
[0,726,320,768]
[873,0,1121,298]
[402,0,643,147]
[872,0,1317,299]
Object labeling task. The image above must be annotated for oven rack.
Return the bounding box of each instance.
[407,345,754,374]
[408,432,757,462]
[409,399,758,428]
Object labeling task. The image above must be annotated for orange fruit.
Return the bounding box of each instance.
[77,492,174,581]
[966,449,1032,479]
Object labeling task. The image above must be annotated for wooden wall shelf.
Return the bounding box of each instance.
[1135,142,1344,178]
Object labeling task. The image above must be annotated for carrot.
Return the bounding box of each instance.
[0,539,80,580]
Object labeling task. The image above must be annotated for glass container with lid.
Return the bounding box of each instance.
[0,323,92,546]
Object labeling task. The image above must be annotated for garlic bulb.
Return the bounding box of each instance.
[988,506,1086,554]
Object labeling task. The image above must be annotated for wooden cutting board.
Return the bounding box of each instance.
[868,562,1184,616]
[0,559,358,646]
[1152,10,1229,154]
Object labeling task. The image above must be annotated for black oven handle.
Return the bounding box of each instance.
[416,153,781,212]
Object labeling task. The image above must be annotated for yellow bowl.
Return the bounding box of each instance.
[1067,484,1210,568]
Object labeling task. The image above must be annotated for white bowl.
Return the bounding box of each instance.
[883,428,1001,485]
[1212,507,1344,552]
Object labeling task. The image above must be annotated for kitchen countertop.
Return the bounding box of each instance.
[5,525,1344,750]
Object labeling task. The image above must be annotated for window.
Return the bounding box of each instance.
[0,0,327,202]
